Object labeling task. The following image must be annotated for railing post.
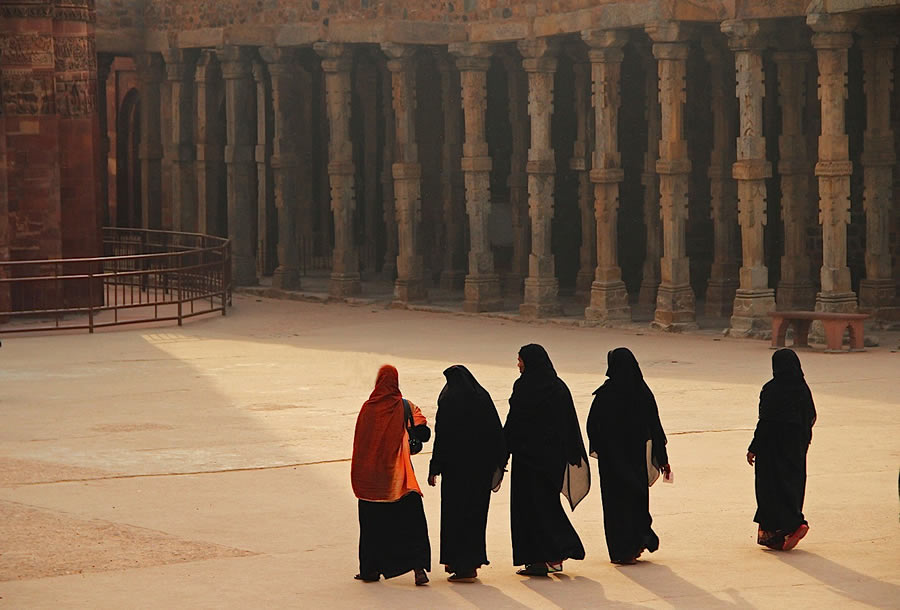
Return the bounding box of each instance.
[177,253,183,326]
[87,263,94,334]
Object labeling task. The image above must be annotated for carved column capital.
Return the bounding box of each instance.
[721,19,768,51]
[163,48,199,82]
[381,42,417,72]
[808,14,857,49]
[581,29,628,54]
[645,21,693,44]
[216,46,255,79]
[314,42,352,72]
[260,46,302,71]
[449,42,493,69]
[517,38,558,72]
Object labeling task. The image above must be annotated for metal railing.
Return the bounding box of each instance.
[0,228,231,334]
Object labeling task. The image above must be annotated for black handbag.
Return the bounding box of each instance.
[402,398,423,455]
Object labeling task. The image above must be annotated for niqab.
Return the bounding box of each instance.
[758,349,817,429]
[506,344,590,510]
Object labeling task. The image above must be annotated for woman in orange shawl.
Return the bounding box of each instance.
[351,364,432,585]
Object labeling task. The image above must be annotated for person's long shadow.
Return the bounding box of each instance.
[776,550,900,607]
[448,580,533,609]
[617,561,754,608]
[521,572,646,609]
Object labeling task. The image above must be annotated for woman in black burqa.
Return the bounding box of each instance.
[428,365,507,583]
[747,348,816,551]
[586,347,671,565]
[505,344,590,576]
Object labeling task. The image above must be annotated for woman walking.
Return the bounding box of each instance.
[747,348,817,551]
[505,344,590,576]
[586,347,671,565]
[428,365,507,583]
[351,364,432,585]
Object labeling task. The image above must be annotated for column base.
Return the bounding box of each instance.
[272,267,300,291]
[859,278,896,312]
[776,281,816,311]
[232,257,259,286]
[393,277,427,305]
[463,274,503,313]
[440,269,466,291]
[575,268,594,298]
[519,277,561,319]
[727,289,775,338]
[584,281,631,323]
[329,272,361,298]
[810,291,857,343]
[381,262,397,283]
[705,279,738,318]
[638,279,658,308]
[651,284,697,331]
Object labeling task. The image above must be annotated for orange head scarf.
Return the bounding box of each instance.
[351,365,423,502]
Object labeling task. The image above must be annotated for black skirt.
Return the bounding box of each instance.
[358,492,431,579]
[596,444,659,562]
[753,421,809,533]
[510,457,585,566]
[439,469,492,571]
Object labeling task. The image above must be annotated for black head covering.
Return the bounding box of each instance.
[507,344,590,510]
[430,365,507,489]
[758,349,816,428]
[587,347,669,469]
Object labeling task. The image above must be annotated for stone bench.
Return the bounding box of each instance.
[768,311,870,353]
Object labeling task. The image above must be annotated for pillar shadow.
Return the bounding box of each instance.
[775,550,900,607]
[521,572,645,609]
[617,561,754,608]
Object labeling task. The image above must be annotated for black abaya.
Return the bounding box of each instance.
[429,365,507,572]
[358,492,431,579]
[586,347,668,562]
[749,349,816,535]
[505,344,590,566]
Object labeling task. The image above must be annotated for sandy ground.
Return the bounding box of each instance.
[0,294,898,609]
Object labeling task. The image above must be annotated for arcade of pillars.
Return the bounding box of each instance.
[102,15,900,333]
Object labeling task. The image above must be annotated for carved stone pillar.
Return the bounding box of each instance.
[136,53,163,230]
[858,26,898,314]
[518,39,561,318]
[195,50,225,237]
[450,43,502,312]
[98,54,114,227]
[583,30,631,323]
[567,47,595,297]
[438,54,466,291]
[505,53,530,296]
[702,37,740,318]
[646,23,696,330]
[218,46,259,286]
[316,43,361,297]
[252,59,275,277]
[638,45,662,308]
[380,63,398,281]
[356,59,379,276]
[722,20,775,336]
[809,13,859,315]
[774,49,816,310]
[383,43,426,303]
[261,47,302,290]
[163,49,198,233]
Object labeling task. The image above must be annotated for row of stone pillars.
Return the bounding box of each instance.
[114,16,897,329]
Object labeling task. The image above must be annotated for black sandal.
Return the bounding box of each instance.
[414,568,429,586]
[354,573,379,582]
[516,564,549,576]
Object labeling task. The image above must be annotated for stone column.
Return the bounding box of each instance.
[505,52,530,296]
[252,59,276,277]
[450,43,502,312]
[218,46,259,286]
[195,50,225,237]
[260,47,302,290]
[722,20,775,336]
[858,26,898,313]
[356,59,380,275]
[438,54,466,291]
[808,13,859,315]
[567,46,595,298]
[162,49,198,233]
[380,63,398,281]
[646,23,696,330]
[583,30,631,323]
[774,49,816,310]
[383,43,426,303]
[136,53,163,229]
[518,39,561,318]
[702,37,740,318]
[638,45,662,308]
[315,43,361,297]
[97,54,114,226]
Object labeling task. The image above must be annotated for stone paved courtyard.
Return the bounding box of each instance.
[1,294,898,608]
